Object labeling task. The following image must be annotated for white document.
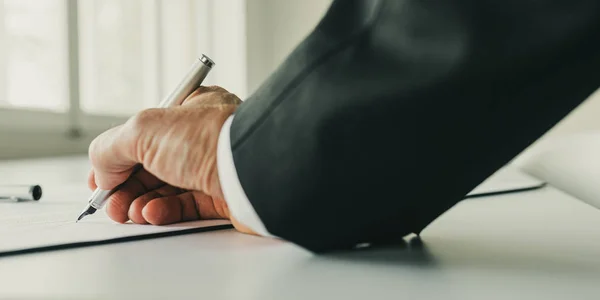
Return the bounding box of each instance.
[519,132,600,211]
[0,185,231,255]
[0,166,540,256]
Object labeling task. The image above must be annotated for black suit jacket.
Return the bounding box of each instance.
[229,0,600,252]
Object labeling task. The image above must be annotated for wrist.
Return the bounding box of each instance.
[230,215,259,236]
[199,106,237,200]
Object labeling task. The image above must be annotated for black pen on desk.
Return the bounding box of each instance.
[0,185,43,201]
[76,55,215,222]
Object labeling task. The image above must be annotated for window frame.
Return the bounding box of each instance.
[0,0,6,108]
[0,0,249,159]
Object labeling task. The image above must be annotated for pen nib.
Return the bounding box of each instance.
[76,205,97,223]
[76,212,88,223]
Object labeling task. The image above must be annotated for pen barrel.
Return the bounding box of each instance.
[88,189,113,209]
[0,185,42,201]
[157,54,215,108]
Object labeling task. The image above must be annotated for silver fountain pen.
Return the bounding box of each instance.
[76,55,215,222]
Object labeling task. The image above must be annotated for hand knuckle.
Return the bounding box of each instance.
[128,109,160,135]
[207,85,225,92]
[226,92,242,105]
[194,85,220,95]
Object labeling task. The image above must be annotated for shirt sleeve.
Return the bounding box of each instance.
[216,115,274,237]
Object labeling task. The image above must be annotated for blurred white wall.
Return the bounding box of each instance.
[245,0,331,95]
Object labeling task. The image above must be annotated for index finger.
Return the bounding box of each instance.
[105,168,165,223]
[88,168,97,190]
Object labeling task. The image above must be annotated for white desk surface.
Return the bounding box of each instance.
[1,156,599,300]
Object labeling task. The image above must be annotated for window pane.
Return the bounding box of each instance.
[2,0,68,111]
[78,0,146,116]
[79,0,203,117]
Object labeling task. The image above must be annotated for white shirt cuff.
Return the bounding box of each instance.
[217,115,273,237]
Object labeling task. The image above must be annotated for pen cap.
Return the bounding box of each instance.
[0,185,42,201]
[158,54,215,108]
[200,54,215,68]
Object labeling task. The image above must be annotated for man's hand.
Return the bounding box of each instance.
[88,86,256,235]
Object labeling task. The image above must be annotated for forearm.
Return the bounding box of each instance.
[228,0,600,251]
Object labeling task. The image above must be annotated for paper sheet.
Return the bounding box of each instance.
[519,132,600,210]
[0,166,540,256]
[0,185,231,256]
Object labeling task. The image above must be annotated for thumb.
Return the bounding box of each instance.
[88,123,141,190]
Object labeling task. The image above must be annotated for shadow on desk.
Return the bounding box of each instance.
[315,234,600,276]
[321,235,437,268]
[244,235,600,300]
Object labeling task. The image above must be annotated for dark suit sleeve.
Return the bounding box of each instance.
[229,0,600,252]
